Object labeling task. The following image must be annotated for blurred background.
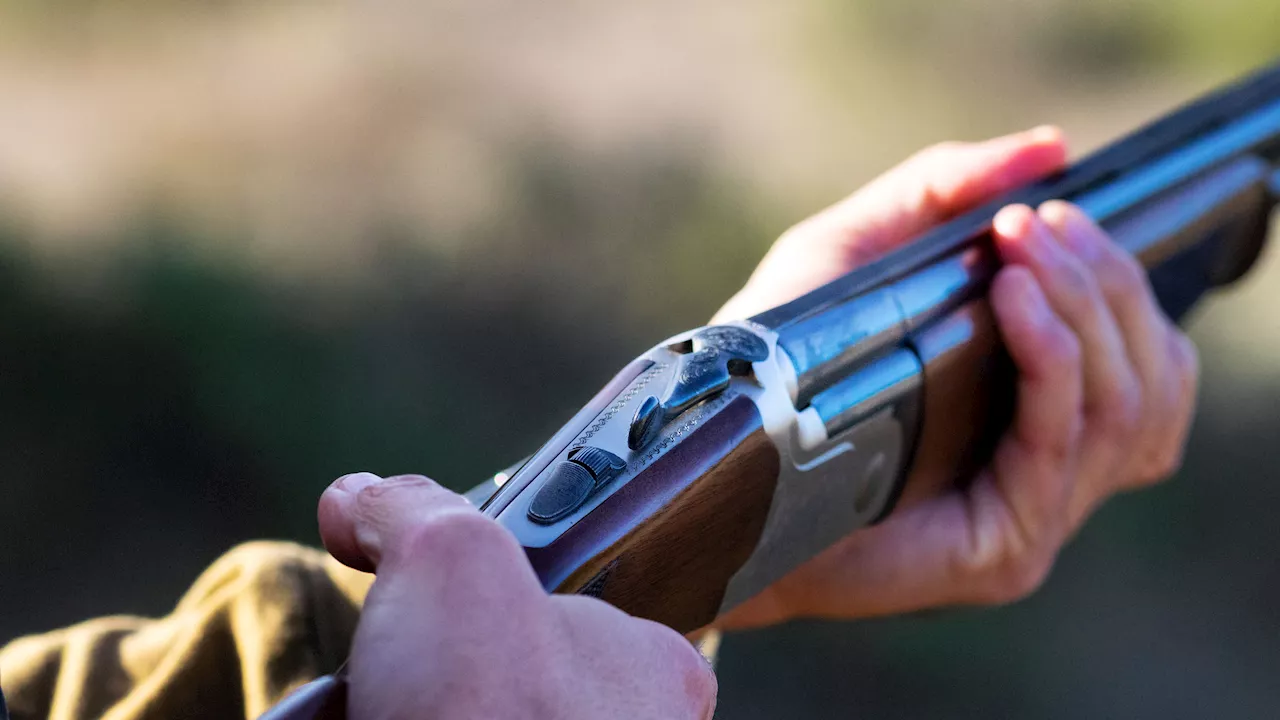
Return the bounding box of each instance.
[1,1,1278,717]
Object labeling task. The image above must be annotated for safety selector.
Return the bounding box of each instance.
[528,446,627,524]
[628,326,769,451]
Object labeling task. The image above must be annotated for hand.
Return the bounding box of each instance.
[317,473,717,719]
[711,128,1199,628]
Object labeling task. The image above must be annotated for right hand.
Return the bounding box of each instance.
[317,472,717,720]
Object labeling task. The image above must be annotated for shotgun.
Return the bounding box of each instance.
[264,58,1280,719]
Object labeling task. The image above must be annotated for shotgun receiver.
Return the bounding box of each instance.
[263,60,1280,719]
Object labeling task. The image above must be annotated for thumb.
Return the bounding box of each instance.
[317,472,528,579]
[320,474,546,718]
[783,126,1064,266]
[719,127,1069,322]
[819,125,1070,260]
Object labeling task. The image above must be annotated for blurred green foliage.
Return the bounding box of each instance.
[842,0,1280,74]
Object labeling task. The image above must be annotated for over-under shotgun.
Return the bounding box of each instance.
[265,59,1280,720]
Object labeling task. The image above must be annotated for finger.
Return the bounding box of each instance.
[1039,201,1189,487]
[719,126,1067,322]
[319,472,466,571]
[715,128,1070,322]
[1155,330,1200,480]
[335,474,548,717]
[994,205,1141,443]
[990,266,1083,491]
[934,267,1083,605]
[980,267,1081,563]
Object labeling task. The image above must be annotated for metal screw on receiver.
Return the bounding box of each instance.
[628,395,665,451]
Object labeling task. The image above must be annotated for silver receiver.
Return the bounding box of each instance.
[483,316,924,606]
[479,242,990,608]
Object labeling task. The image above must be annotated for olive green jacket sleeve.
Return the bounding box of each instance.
[0,542,374,720]
[0,540,724,720]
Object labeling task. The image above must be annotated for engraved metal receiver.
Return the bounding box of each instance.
[480,318,921,628]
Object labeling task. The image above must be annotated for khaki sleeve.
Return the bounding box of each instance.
[0,541,373,720]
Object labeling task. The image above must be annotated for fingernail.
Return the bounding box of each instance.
[337,472,383,495]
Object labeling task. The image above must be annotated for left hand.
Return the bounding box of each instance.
[710,128,1199,629]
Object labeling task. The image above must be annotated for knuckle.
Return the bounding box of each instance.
[1051,266,1106,324]
[1132,448,1181,487]
[1141,445,1177,484]
[902,143,967,213]
[990,551,1053,604]
[1112,249,1147,288]
[1171,331,1201,386]
[384,472,441,490]
[684,664,719,717]
[1042,327,1083,375]
[1164,363,1192,419]
[358,473,449,504]
[1100,251,1148,303]
[678,654,718,715]
[1057,257,1097,299]
[1097,384,1143,438]
[958,503,1059,606]
[1150,447,1185,483]
[1159,445,1187,477]
[645,625,718,716]
[403,508,519,565]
